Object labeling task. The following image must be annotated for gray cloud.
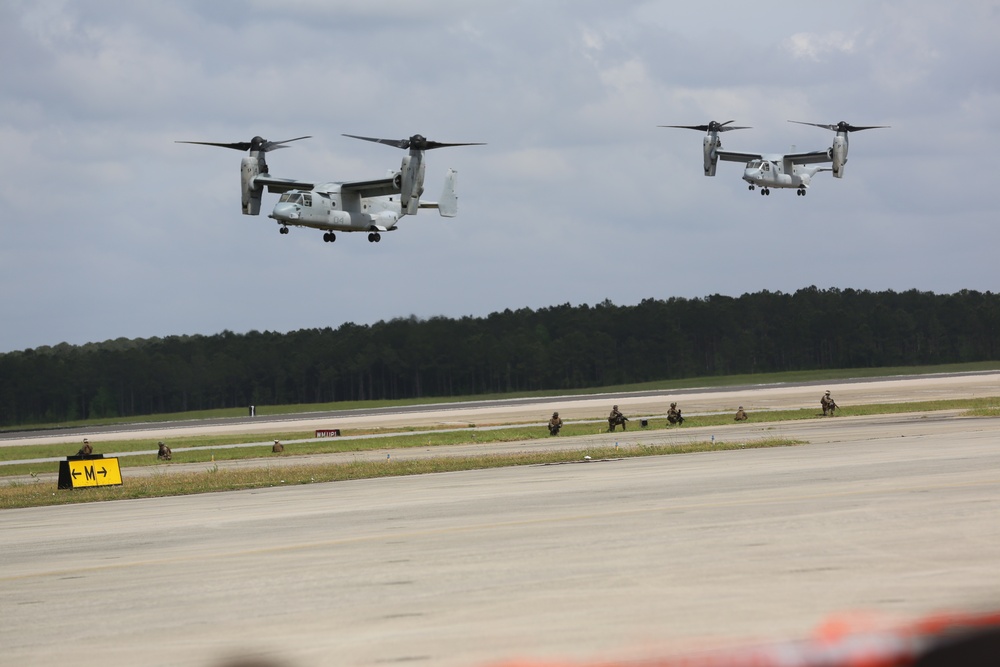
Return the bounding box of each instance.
[2,0,998,352]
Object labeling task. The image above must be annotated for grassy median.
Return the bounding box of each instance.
[0,438,801,509]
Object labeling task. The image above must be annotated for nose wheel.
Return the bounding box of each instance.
[367,232,382,243]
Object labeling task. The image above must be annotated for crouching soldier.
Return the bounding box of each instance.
[821,390,838,416]
[734,406,748,421]
[667,402,684,425]
[608,405,628,432]
[157,441,172,460]
[548,412,563,436]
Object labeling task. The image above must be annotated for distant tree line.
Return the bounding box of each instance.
[2,287,999,427]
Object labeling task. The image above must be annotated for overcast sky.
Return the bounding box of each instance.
[2,1,998,353]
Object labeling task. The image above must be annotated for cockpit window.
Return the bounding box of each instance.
[278,193,303,204]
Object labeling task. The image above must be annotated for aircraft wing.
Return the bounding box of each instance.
[253,175,316,194]
[340,177,400,198]
[784,149,832,165]
[717,150,762,163]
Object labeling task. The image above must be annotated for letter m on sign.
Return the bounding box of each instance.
[85,465,97,481]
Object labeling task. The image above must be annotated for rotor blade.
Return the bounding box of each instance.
[788,120,889,132]
[841,124,890,132]
[659,125,711,132]
[343,134,485,151]
[175,140,252,151]
[659,122,750,132]
[261,136,311,151]
[342,134,411,149]
[175,135,311,153]
[422,140,487,150]
[788,120,838,131]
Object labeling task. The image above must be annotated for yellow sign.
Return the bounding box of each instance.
[67,458,123,488]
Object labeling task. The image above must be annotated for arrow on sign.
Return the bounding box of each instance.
[72,469,81,479]
[98,467,107,477]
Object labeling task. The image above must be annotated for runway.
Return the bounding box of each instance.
[2,378,1000,667]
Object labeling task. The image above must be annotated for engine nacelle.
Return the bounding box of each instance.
[399,154,427,215]
[703,134,721,176]
[241,156,264,215]
[831,134,848,179]
[391,171,402,190]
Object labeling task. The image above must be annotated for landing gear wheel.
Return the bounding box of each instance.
[367,233,375,243]
[748,184,755,191]
[279,226,289,235]
[374,232,381,242]
[797,188,806,196]
[323,232,336,243]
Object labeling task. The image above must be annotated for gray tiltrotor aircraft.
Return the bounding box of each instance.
[177,133,482,243]
[662,119,888,196]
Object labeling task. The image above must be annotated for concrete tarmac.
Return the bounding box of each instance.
[2,380,1000,667]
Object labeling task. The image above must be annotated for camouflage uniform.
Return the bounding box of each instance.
[608,405,627,432]
[667,402,684,425]
[548,412,563,436]
[734,407,748,421]
[821,391,837,416]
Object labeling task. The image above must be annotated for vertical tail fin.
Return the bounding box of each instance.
[438,169,458,217]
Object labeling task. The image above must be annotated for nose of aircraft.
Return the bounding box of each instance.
[270,202,300,221]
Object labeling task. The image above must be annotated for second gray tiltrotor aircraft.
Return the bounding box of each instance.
[662,119,888,196]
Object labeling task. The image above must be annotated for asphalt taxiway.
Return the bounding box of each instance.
[2,375,1000,667]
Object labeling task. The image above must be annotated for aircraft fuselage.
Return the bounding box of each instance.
[741,156,824,191]
[269,183,400,233]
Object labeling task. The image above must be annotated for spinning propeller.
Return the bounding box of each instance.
[342,134,484,151]
[659,120,751,133]
[175,135,311,153]
[788,121,890,133]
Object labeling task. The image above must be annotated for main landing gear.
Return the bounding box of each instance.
[323,232,337,243]
[279,226,290,235]
[367,232,382,243]
[796,188,807,196]
[759,187,771,196]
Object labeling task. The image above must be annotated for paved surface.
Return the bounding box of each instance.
[2,376,1000,667]
[4,370,999,448]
